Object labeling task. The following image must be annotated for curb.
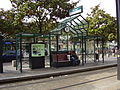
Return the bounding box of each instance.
[0,63,117,84]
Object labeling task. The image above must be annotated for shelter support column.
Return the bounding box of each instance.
[0,36,3,73]
[84,37,87,63]
[67,33,69,51]
[94,37,96,62]
[81,35,84,65]
[20,34,22,73]
[102,39,104,63]
[49,34,52,67]
[56,35,59,52]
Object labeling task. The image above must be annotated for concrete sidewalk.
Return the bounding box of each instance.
[0,56,117,84]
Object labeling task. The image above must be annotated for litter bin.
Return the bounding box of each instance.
[95,53,99,60]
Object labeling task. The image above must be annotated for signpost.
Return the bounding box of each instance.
[116,0,120,80]
[69,6,83,16]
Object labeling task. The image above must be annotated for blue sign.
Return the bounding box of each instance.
[4,42,13,44]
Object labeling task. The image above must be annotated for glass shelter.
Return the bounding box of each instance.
[15,12,104,72]
[49,14,104,67]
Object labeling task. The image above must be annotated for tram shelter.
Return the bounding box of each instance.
[15,33,49,72]
[15,6,104,72]
[49,14,104,67]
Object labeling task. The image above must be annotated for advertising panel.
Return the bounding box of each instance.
[31,44,45,57]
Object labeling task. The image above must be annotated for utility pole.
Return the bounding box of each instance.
[116,0,120,80]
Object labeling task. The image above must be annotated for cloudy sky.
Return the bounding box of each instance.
[0,0,12,10]
[0,0,116,17]
[79,0,116,17]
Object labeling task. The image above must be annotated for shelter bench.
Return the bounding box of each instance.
[51,51,80,67]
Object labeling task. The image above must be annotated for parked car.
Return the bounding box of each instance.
[2,50,16,62]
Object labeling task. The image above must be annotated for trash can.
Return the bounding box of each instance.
[95,53,99,60]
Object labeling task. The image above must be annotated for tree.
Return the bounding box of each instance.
[86,5,117,41]
[10,0,78,34]
[0,8,28,38]
[0,9,15,38]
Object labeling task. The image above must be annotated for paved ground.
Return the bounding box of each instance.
[0,56,117,84]
[0,67,119,90]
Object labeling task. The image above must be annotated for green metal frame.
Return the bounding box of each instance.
[74,35,104,63]
[50,14,88,65]
[50,14,104,65]
[16,33,49,72]
[15,14,105,70]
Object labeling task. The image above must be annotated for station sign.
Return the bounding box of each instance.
[69,6,83,16]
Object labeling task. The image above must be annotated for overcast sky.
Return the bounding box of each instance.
[0,0,116,17]
[79,0,116,17]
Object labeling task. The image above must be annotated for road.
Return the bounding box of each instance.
[0,67,120,90]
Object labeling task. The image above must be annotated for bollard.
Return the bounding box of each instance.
[12,60,16,67]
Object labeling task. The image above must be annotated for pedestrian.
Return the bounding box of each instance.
[70,54,78,66]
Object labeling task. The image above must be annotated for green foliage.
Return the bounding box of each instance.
[10,0,78,33]
[0,9,29,38]
[0,0,78,38]
[86,5,117,41]
[0,9,16,38]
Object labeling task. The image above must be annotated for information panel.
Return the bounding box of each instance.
[31,44,45,57]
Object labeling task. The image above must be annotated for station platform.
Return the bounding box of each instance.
[0,56,117,84]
